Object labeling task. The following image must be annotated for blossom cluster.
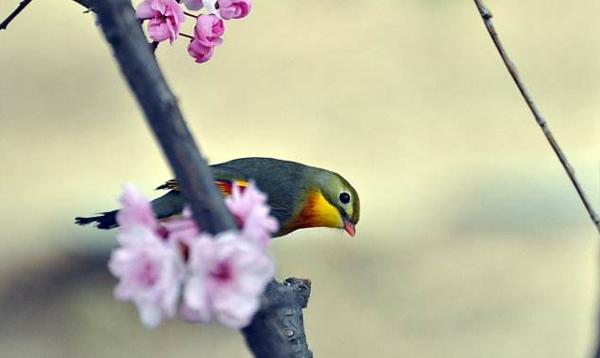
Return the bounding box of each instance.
[108,181,277,329]
[135,0,251,63]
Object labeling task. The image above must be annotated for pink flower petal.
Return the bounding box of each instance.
[117,184,157,231]
[218,0,252,20]
[183,231,274,328]
[226,181,279,247]
[188,39,215,63]
[193,14,225,47]
[148,19,172,43]
[213,292,259,328]
[109,184,186,329]
[181,303,212,323]
[135,0,185,43]
[181,274,212,322]
[137,301,163,328]
[136,1,155,19]
[162,208,201,246]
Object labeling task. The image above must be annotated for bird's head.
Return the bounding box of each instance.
[292,169,360,237]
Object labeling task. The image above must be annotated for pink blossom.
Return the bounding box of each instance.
[110,185,185,328]
[183,0,204,11]
[108,184,276,329]
[182,232,275,328]
[188,39,215,63]
[193,14,225,47]
[109,236,184,328]
[226,182,279,247]
[116,184,157,229]
[218,0,252,20]
[161,207,201,245]
[116,184,161,245]
[187,14,224,63]
[136,0,185,44]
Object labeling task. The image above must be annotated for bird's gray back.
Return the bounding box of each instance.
[210,158,313,225]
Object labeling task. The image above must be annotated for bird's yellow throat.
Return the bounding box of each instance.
[291,189,343,232]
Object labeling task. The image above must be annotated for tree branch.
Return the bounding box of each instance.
[0,0,33,31]
[474,0,600,233]
[473,0,600,235]
[92,0,235,235]
[473,3,600,356]
[243,278,313,358]
[89,0,312,356]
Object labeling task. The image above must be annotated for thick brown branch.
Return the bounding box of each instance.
[473,0,600,235]
[0,0,33,31]
[89,0,312,356]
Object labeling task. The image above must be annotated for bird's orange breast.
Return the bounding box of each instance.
[286,189,343,233]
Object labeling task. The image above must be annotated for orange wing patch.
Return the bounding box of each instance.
[157,179,248,197]
[215,179,249,197]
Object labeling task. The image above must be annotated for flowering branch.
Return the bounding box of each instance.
[0,0,33,31]
[92,0,235,235]
[472,0,600,235]
[87,0,312,356]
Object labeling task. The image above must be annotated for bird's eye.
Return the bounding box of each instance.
[215,1,220,9]
[339,192,351,204]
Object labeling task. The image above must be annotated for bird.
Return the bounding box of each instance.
[75,157,360,238]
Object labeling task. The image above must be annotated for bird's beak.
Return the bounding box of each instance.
[343,218,356,237]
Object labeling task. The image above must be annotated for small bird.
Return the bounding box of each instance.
[75,157,360,237]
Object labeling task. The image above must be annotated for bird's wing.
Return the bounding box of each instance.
[156,179,179,191]
[155,178,248,197]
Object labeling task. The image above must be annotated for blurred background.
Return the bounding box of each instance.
[1,0,599,357]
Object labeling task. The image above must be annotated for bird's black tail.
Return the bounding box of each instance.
[74,210,118,230]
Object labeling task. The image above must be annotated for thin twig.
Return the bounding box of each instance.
[473,0,600,235]
[0,0,33,31]
[89,0,312,356]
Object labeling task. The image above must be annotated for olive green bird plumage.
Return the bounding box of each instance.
[75,157,360,238]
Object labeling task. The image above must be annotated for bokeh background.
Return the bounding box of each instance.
[1,0,599,357]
